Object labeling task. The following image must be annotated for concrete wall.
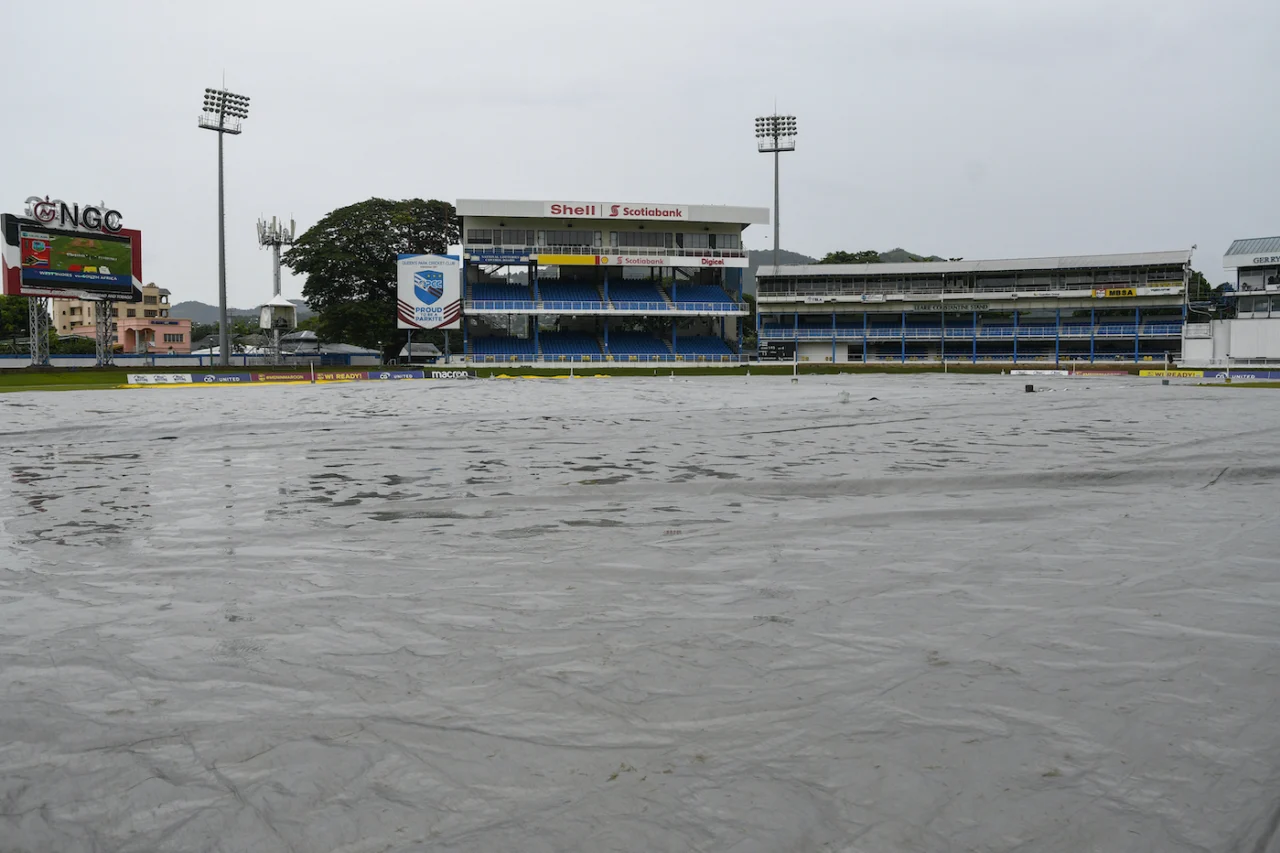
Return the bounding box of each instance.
[798,341,843,363]
[1181,318,1280,365]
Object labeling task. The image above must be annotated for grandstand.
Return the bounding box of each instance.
[456,199,768,363]
[754,251,1191,364]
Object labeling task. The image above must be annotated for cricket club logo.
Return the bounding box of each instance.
[413,269,445,305]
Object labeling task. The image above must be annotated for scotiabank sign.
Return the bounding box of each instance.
[544,201,689,221]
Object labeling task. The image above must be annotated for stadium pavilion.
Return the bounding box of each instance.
[455,199,768,363]
[754,250,1191,364]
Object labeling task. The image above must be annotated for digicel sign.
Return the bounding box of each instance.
[544,201,689,220]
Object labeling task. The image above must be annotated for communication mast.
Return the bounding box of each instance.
[257,216,297,362]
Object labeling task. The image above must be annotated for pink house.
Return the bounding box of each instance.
[60,284,193,354]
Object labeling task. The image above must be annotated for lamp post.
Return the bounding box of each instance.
[755,114,797,271]
[198,87,251,367]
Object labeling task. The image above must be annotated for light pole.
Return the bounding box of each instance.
[198,87,251,366]
[755,114,797,271]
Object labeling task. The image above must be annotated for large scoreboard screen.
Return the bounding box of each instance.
[1,214,142,300]
[20,228,134,290]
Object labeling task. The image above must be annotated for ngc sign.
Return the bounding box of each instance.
[544,201,689,221]
[24,196,123,234]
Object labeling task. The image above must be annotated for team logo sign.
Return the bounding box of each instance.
[414,270,445,305]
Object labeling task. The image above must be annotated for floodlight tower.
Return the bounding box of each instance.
[754,114,797,271]
[257,216,297,361]
[198,87,251,366]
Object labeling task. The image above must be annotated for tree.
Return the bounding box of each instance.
[0,295,28,349]
[818,250,881,265]
[50,335,96,355]
[741,293,758,350]
[283,198,459,357]
[230,316,258,337]
[190,322,218,342]
[1188,269,1212,302]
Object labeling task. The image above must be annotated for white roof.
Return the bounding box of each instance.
[759,250,1192,278]
[1223,237,1280,268]
[457,198,769,226]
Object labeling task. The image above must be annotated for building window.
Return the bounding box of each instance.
[127,309,136,318]
[160,310,168,317]
[501,229,534,245]
[466,229,493,245]
[144,310,157,318]
[616,232,671,249]
[683,233,711,250]
[544,230,595,246]
[112,308,119,317]
[163,333,184,343]
[143,296,157,304]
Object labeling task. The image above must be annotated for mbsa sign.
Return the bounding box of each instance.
[397,254,460,330]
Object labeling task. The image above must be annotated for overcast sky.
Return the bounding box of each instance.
[5,0,1276,306]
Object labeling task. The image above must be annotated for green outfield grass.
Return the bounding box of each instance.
[1199,381,1280,389]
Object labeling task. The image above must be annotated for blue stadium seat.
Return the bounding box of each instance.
[539,332,601,359]
[607,282,666,307]
[469,336,537,360]
[539,283,603,306]
[608,333,671,358]
[471,282,533,303]
[673,336,734,358]
[671,284,735,306]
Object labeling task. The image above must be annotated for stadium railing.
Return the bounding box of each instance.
[760,322,1184,341]
[469,299,538,311]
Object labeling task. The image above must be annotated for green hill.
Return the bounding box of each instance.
[744,249,818,295]
[877,248,946,263]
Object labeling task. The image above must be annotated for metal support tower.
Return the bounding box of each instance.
[257,216,296,363]
[198,87,251,366]
[754,114,798,271]
[28,297,50,366]
[95,301,115,366]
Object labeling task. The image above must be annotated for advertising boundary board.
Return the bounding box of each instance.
[127,373,193,384]
[192,373,254,383]
[1203,370,1280,380]
[1139,369,1203,378]
[124,370,476,387]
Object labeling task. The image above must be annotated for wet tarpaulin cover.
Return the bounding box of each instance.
[0,376,1277,852]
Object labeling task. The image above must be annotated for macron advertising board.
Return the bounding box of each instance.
[397,254,461,330]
